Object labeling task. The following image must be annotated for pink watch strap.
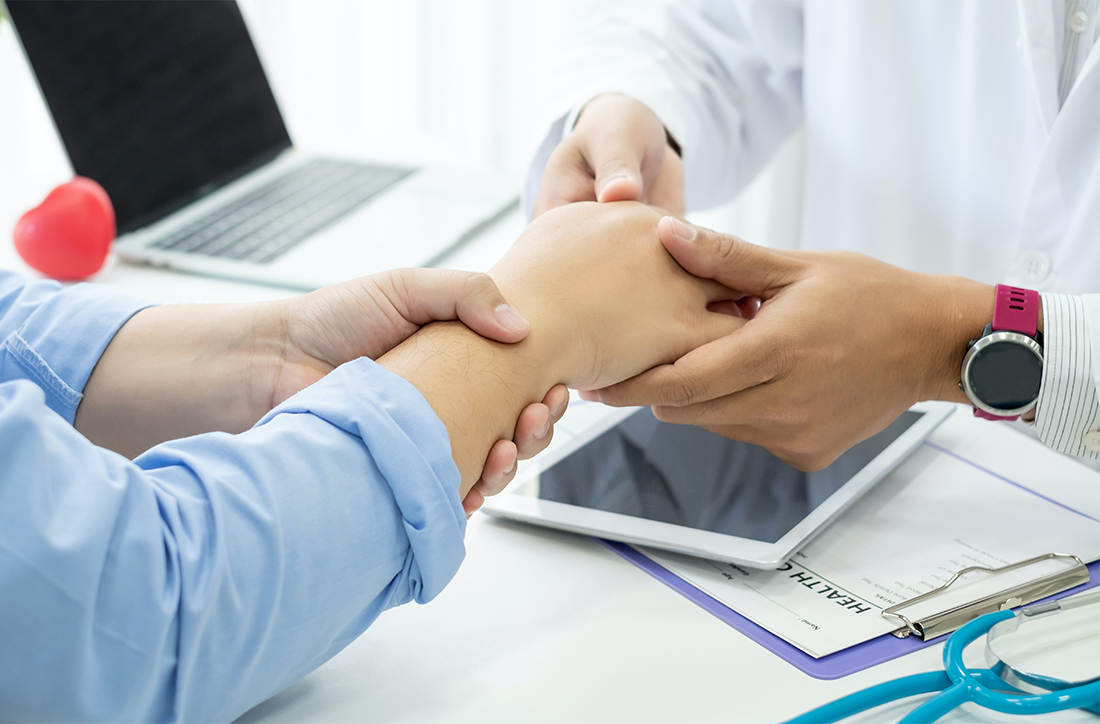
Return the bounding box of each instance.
[973,285,1040,420]
[991,285,1039,336]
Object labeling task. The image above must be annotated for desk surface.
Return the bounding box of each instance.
[0,190,1094,724]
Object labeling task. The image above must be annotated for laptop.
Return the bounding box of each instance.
[3,0,517,289]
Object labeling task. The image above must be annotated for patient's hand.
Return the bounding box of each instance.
[490,201,746,390]
[379,201,745,494]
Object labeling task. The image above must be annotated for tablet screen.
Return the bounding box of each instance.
[511,408,922,544]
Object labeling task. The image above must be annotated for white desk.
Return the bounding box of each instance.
[0,191,1093,724]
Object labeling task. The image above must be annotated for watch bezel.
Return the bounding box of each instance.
[960,331,1044,417]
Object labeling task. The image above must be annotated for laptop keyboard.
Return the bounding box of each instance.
[150,158,414,263]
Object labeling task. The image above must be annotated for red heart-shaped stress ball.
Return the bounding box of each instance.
[13,177,116,280]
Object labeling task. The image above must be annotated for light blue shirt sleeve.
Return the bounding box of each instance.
[0,271,466,723]
[0,270,150,423]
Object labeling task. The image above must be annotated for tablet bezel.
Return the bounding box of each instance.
[482,402,956,569]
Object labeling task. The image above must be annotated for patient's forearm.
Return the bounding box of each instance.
[75,304,281,459]
[378,321,562,495]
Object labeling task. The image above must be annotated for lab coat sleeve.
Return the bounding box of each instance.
[1034,293,1100,459]
[0,270,150,424]
[0,284,465,722]
[524,0,805,217]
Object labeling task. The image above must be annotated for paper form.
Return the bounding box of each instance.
[642,413,1100,658]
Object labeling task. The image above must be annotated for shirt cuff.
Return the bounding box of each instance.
[1035,293,1100,459]
[1,281,149,425]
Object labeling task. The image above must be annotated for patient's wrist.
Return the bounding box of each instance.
[489,270,593,388]
[378,320,562,493]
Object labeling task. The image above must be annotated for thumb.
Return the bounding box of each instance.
[570,93,672,204]
[584,128,665,204]
[594,156,645,203]
[452,272,532,344]
[387,269,531,344]
[657,216,803,297]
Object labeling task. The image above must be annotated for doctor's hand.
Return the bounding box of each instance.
[532,94,685,219]
[582,217,994,471]
[490,201,746,390]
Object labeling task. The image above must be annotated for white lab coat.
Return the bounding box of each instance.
[527,0,1100,458]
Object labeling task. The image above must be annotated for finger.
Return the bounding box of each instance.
[544,384,570,423]
[476,439,519,499]
[462,486,485,517]
[736,297,761,320]
[657,217,804,297]
[513,402,553,461]
[687,423,837,472]
[643,147,686,218]
[583,126,663,205]
[650,377,783,428]
[588,324,783,408]
[385,269,531,343]
[477,437,519,499]
[532,143,598,218]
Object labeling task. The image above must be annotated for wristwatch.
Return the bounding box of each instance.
[960,285,1043,421]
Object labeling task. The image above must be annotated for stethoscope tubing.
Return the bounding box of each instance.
[937,610,1099,718]
[784,608,1100,723]
[783,671,950,723]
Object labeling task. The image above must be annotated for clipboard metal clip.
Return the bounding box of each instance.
[881,552,1089,641]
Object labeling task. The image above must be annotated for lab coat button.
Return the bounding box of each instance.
[1083,430,1100,453]
[1016,250,1051,282]
[1070,10,1089,33]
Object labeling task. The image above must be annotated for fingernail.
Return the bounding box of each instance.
[550,397,567,418]
[505,460,517,475]
[534,418,551,439]
[665,216,697,242]
[578,389,602,403]
[466,509,474,520]
[494,304,530,333]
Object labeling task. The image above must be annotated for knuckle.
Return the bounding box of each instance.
[464,271,495,294]
[712,233,742,266]
[775,450,815,472]
[458,271,499,308]
[759,338,796,383]
[663,374,706,408]
[527,428,554,458]
[774,430,836,472]
[792,451,835,473]
[784,433,818,458]
[494,469,516,491]
[375,268,402,294]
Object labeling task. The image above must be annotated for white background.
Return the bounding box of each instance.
[0,0,804,257]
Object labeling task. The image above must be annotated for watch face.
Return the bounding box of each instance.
[967,340,1043,410]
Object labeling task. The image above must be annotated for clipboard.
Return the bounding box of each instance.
[602,540,1100,680]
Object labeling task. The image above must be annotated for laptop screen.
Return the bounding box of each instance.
[6,0,292,233]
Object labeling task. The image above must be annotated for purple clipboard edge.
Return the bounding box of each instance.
[599,539,1100,680]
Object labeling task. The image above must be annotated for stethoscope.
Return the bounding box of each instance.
[784,591,1100,723]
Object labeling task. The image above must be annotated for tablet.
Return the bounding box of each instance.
[482,401,955,569]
